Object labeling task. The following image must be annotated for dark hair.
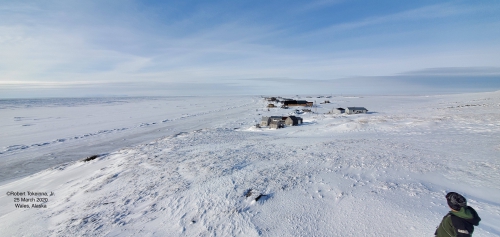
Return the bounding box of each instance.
[446,192,467,211]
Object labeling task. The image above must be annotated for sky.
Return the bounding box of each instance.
[1,0,500,98]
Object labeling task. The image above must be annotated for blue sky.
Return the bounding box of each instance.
[1,0,499,97]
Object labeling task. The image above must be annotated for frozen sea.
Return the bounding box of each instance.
[0,96,256,184]
[0,92,499,236]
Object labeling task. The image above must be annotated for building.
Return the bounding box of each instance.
[266,97,277,101]
[260,116,283,127]
[261,116,302,128]
[269,120,285,129]
[284,116,303,126]
[282,100,313,107]
[332,108,345,114]
[267,104,275,108]
[345,107,368,114]
[279,99,294,104]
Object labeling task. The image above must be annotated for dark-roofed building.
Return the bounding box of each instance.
[282,100,313,107]
[346,107,368,114]
[261,116,303,128]
[333,108,345,114]
[283,116,303,126]
[266,97,277,101]
[260,116,283,127]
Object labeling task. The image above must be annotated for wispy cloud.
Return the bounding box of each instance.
[400,67,500,76]
[1,1,499,97]
[0,80,114,88]
[304,3,479,37]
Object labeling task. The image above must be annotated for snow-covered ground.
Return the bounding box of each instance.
[0,92,499,236]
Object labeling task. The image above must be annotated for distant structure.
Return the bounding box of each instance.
[265,97,277,101]
[284,116,303,126]
[267,104,276,108]
[332,108,345,114]
[281,100,313,107]
[261,116,283,127]
[260,116,303,129]
[269,120,285,129]
[345,107,368,114]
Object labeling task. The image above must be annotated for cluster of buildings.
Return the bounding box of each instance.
[259,116,303,129]
[265,97,368,115]
[332,107,368,114]
[260,96,369,129]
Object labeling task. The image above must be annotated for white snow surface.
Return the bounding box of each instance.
[1,92,499,236]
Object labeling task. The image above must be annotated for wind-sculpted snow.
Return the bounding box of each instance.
[0,92,500,236]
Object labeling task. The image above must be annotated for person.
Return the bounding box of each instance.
[435,192,481,237]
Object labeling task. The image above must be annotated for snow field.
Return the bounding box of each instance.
[0,91,499,236]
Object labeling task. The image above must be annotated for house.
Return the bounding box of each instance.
[261,116,302,128]
[284,116,303,126]
[332,108,345,114]
[260,117,268,126]
[269,120,285,129]
[279,98,294,104]
[266,97,277,101]
[260,116,283,127]
[282,100,313,107]
[345,107,368,114]
[267,104,275,108]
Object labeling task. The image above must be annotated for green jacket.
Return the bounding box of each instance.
[435,206,481,237]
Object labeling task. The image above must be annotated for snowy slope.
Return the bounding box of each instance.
[0,92,499,236]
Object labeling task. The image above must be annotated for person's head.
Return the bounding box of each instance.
[446,192,467,211]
